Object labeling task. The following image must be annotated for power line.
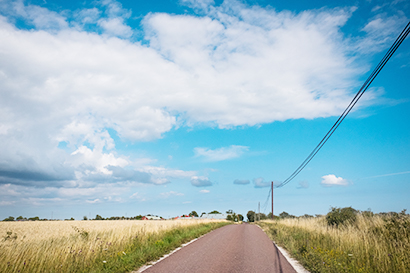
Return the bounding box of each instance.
[261,186,272,213]
[275,21,410,188]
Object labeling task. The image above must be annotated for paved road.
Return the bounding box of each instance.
[141,224,297,273]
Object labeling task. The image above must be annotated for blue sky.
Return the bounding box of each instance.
[0,0,409,220]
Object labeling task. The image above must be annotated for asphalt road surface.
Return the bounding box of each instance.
[141,223,298,273]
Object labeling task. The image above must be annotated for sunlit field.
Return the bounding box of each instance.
[258,213,410,272]
[0,219,227,272]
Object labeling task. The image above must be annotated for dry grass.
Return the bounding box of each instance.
[259,213,410,272]
[0,219,225,272]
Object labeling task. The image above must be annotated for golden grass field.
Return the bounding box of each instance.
[0,219,225,273]
[259,213,410,272]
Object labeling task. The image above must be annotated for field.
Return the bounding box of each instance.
[0,219,229,273]
[258,212,410,272]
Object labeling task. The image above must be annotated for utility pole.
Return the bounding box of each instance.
[271,181,274,219]
[258,202,260,221]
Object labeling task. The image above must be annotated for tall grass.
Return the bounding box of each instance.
[258,213,410,272]
[0,219,228,272]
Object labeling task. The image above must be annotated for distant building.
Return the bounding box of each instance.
[200,213,227,220]
[142,215,162,220]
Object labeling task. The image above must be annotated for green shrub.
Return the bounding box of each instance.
[326,207,357,227]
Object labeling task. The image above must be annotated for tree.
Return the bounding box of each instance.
[189,211,198,217]
[3,216,15,221]
[258,213,268,220]
[279,211,295,219]
[83,216,88,220]
[267,212,279,220]
[95,214,104,220]
[326,207,357,227]
[28,216,40,221]
[238,214,244,221]
[247,211,255,222]
[16,216,23,220]
[209,210,221,214]
[200,212,206,217]
[226,209,233,214]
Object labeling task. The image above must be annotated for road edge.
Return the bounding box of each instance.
[274,243,310,273]
[255,224,310,273]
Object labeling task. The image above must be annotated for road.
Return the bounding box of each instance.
[140,223,298,273]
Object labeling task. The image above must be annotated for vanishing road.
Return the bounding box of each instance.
[141,223,298,273]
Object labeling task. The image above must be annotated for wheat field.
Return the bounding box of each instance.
[0,219,223,272]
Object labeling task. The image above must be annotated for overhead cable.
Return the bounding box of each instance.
[275,21,410,188]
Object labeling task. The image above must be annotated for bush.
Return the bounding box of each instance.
[326,207,357,227]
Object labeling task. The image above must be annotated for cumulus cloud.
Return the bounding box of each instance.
[321,174,349,187]
[233,179,250,185]
[0,0,402,205]
[191,176,212,187]
[194,145,249,161]
[253,177,270,188]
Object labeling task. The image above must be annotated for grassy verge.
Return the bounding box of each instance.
[88,221,230,273]
[1,220,230,273]
[258,213,410,273]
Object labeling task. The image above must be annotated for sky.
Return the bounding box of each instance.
[0,0,409,220]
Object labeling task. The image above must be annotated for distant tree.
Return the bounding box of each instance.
[209,210,221,214]
[247,211,255,222]
[200,212,206,217]
[135,215,143,220]
[83,216,88,220]
[238,214,244,221]
[3,216,15,221]
[226,214,233,221]
[279,211,295,219]
[28,216,40,221]
[226,209,233,214]
[16,216,23,220]
[267,213,280,220]
[258,213,268,220]
[189,211,198,217]
[70,217,75,220]
[95,214,104,220]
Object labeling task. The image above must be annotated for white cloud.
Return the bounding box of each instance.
[0,0,403,202]
[12,1,68,30]
[160,191,184,198]
[356,15,408,53]
[253,177,270,188]
[191,176,212,187]
[194,145,249,161]
[85,198,101,204]
[98,17,133,38]
[0,200,15,206]
[180,0,215,11]
[233,179,250,185]
[200,189,210,193]
[321,174,349,187]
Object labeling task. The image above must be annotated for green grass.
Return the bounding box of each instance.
[86,221,230,273]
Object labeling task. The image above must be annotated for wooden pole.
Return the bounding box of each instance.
[271,181,274,219]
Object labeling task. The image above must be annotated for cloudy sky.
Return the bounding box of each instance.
[0,0,409,220]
